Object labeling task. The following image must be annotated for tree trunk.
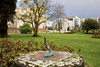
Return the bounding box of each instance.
[93,30,95,34]
[58,22,60,33]
[32,26,40,37]
[86,30,88,34]
[0,15,8,38]
[33,33,40,37]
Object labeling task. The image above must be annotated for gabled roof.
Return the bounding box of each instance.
[63,16,81,20]
[66,16,76,19]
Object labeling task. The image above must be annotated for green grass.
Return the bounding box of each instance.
[0,33,100,67]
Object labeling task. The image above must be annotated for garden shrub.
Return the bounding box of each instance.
[48,27,53,30]
[19,23,32,34]
[0,39,39,67]
[0,39,26,67]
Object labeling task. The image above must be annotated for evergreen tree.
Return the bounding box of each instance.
[0,0,17,38]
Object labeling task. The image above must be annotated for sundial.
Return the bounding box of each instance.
[44,37,54,58]
[15,37,84,67]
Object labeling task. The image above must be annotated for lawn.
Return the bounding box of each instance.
[0,33,100,67]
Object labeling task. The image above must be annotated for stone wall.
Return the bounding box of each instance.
[8,28,20,34]
[8,28,46,34]
[39,28,46,33]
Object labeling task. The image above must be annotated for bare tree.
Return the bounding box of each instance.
[50,3,65,33]
[98,18,100,28]
[16,0,50,37]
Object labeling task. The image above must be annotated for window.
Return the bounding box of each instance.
[74,18,79,25]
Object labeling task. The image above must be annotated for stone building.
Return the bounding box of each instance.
[8,8,46,34]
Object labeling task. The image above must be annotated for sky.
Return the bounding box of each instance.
[17,0,100,18]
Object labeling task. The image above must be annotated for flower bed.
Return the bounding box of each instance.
[0,39,81,67]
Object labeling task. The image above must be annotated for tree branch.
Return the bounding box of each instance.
[39,20,46,25]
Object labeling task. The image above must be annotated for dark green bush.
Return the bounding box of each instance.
[48,27,53,30]
[19,23,32,34]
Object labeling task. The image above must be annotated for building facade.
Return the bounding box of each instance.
[61,16,84,32]
[52,16,85,33]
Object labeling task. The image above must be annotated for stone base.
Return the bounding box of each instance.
[15,51,84,67]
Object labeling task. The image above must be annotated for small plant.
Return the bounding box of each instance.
[77,48,81,53]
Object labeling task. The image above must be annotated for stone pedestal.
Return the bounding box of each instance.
[15,51,84,67]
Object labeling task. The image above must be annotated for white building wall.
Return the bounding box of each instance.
[46,21,53,27]
[61,16,82,32]
[39,22,46,29]
[16,20,24,28]
[62,18,68,31]
[68,21,74,30]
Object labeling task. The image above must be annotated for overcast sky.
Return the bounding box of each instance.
[17,0,100,18]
